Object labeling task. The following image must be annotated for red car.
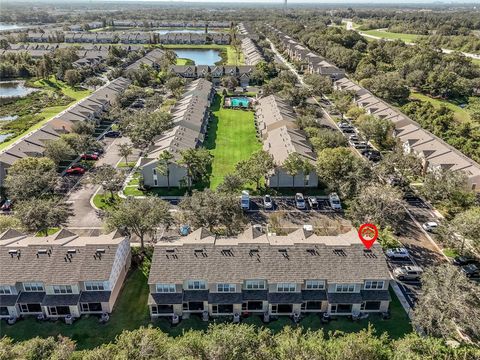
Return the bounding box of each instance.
[81,153,99,161]
[65,166,86,175]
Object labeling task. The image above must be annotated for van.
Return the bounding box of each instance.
[241,190,250,210]
[329,193,342,210]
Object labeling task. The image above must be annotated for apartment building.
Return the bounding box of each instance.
[241,38,264,65]
[148,226,391,319]
[139,79,215,188]
[0,229,131,320]
[334,78,480,192]
[255,95,318,188]
[0,77,130,186]
[169,65,253,87]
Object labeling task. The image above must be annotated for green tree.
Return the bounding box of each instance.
[123,111,172,150]
[376,147,423,184]
[412,263,480,341]
[105,197,172,250]
[4,157,58,200]
[221,76,239,91]
[450,207,480,253]
[303,73,333,96]
[217,173,244,193]
[117,143,134,166]
[156,150,175,190]
[361,72,410,103]
[14,198,72,235]
[89,165,124,199]
[64,69,82,86]
[316,147,370,198]
[355,115,395,150]
[165,77,185,98]
[347,185,406,229]
[309,128,347,151]
[44,138,75,165]
[178,148,212,191]
[235,150,275,190]
[282,152,304,189]
[179,189,245,234]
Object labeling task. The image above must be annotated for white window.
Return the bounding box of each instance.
[156,283,176,293]
[277,283,296,292]
[217,283,235,292]
[305,280,325,290]
[85,281,105,291]
[335,284,356,293]
[0,286,11,294]
[245,280,266,290]
[53,285,73,294]
[187,280,206,290]
[23,282,44,292]
[364,281,384,290]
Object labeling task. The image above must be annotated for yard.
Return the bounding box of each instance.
[409,92,471,122]
[360,29,422,43]
[205,94,261,189]
[1,266,411,350]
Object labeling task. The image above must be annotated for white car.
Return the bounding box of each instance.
[263,195,273,210]
[295,193,306,210]
[328,193,342,210]
[422,221,438,232]
[385,248,410,260]
[240,190,250,210]
[393,266,423,281]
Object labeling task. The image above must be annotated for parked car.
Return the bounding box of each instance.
[338,122,352,129]
[263,195,273,210]
[342,128,356,134]
[393,266,423,281]
[349,134,359,141]
[422,221,438,232]
[295,193,306,210]
[461,264,480,278]
[452,256,477,266]
[362,150,381,162]
[1,199,13,211]
[104,130,121,138]
[307,196,318,209]
[65,165,86,175]
[328,193,342,210]
[354,141,369,150]
[80,153,99,161]
[241,190,250,210]
[385,248,410,260]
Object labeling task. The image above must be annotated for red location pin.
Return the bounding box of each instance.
[358,223,378,249]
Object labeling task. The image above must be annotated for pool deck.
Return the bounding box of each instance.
[224,96,254,109]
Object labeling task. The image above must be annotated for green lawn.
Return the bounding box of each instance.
[360,29,422,43]
[176,57,194,65]
[206,94,261,189]
[0,269,151,350]
[0,77,91,151]
[410,92,470,122]
[92,193,121,210]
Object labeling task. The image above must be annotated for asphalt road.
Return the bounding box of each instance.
[66,136,140,231]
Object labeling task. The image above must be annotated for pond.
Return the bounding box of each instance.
[174,49,221,66]
[0,115,18,121]
[0,23,23,31]
[157,29,219,35]
[0,134,13,143]
[0,81,37,105]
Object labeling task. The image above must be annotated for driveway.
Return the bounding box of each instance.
[66,136,140,230]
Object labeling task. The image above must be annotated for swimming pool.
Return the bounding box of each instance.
[230,97,250,107]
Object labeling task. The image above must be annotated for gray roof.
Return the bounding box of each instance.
[0,294,19,307]
[242,290,268,301]
[149,292,184,305]
[42,294,80,306]
[79,291,112,303]
[149,227,390,285]
[208,292,243,304]
[360,290,391,301]
[17,292,45,304]
[183,290,209,302]
[327,292,363,304]
[301,290,327,301]
[268,292,303,304]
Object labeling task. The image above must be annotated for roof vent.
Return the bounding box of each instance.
[165,249,178,259]
[221,249,234,257]
[36,249,48,257]
[96,248,105,254]
[333,249,347,257]
[67,249,77,254]
[194,249,208,258]
[306,248,318,256]
[363,249,377,259]
[278,249,289,259]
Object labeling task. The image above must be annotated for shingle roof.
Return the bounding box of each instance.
[17,292,45,304]
[268,292,303,304]
[0,294,20,307]
[42,294,80,306]
[327,292,363,304]
[149,227,390,285]
[79,291,112,303]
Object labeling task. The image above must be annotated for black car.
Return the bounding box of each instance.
[104,130,121,138]
[365,152,381,162]
[461,264,480,278]
[453,256,477,266]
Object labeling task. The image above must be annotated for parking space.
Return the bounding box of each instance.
[247,197,336,213]
[386,256,422,308]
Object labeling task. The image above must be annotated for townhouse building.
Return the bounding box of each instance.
[0,77,130,186]
[125,48,165,73]
[139,79,215,188]
[169,65,253,87]
[334,78,480,192]
[0,229,131,320]
[241,38,264,66]
[148,226,391,319]
[255,95,318,188]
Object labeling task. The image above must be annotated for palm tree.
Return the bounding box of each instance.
[117,143,134,166]
[157,150,174,190]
